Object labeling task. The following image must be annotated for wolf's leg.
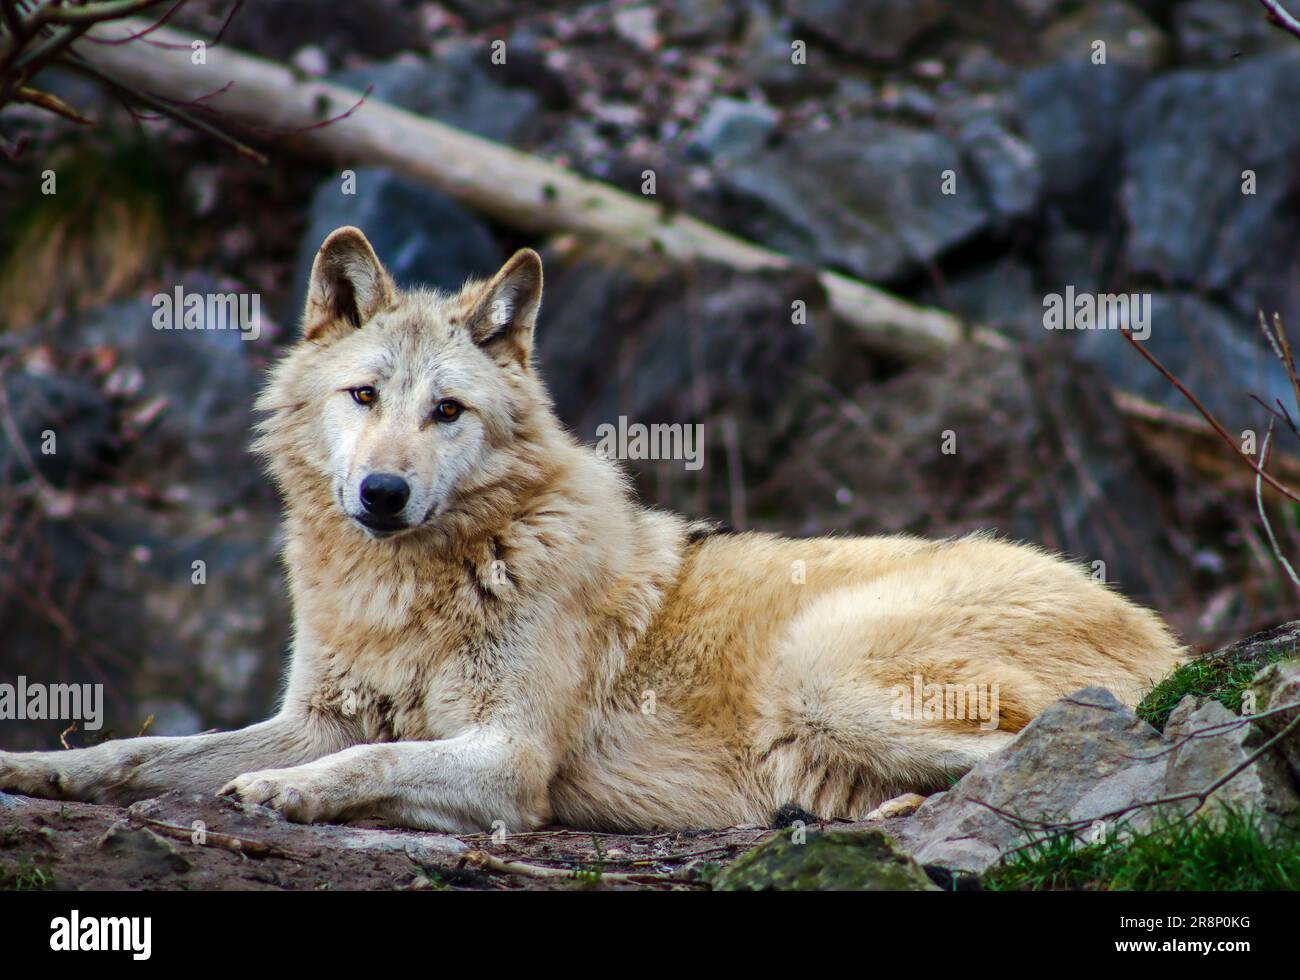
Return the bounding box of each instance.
[0,714,348,806]
[221,731,550,834]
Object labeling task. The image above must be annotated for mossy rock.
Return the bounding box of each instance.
[713,830,938,891]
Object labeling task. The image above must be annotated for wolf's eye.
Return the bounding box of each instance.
[350,386,377,406]
[433,399,463,422]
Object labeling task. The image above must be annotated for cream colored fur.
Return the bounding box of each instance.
[0,227,1186,833]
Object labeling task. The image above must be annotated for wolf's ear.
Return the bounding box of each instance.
[465,248,543,366]
[303,226,395,342]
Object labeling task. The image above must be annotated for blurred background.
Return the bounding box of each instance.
[1,0,1299,748]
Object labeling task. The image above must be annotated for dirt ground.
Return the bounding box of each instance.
[0,790,914,891]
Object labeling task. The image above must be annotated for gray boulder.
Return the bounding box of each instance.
[290,168,504,323]
[721,119,988,282]
[786,0,947,62]
[1163,695,1299,824]
[0,366,116,488]
[1020,60,1148,204]
[897,688,1170,873]
[1120,51,1300,316]
[1250,656,1300,789]
[331,50,543,146]
[1070,292,1292,436]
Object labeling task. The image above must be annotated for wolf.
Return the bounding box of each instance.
[0,227,1185,832]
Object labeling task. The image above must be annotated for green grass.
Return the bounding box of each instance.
[1136,642,1298,732]
[0,857,55,891]
[983,808,1300,891]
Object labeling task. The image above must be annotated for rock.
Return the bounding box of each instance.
[952,45,1017,92]
[1012,0,1074,20]
[659,0,738,44]
[290,168,504,322]
[439,0,514,29]
[720,119,988,282]
[919,255,1042,340]
[96,823,191,876]
[1070,292,1292,436]
[536,239,825,455]
[612,5,660,51]
[332,49,543,146]
[890,668,1300,874]
[1163,695,1299,826]
[221,0,420,61]
[1250,656,1300,788]
[1214,621,1300,664]
[955,111,1042,224]
[787,0,947,62]
[0,365,116,488]
[1120,51,1300,317]
[734,7,838,102]
[897,688,1170,873]
[713,829,938,890]
[65,287,268,514]
[1020,60,1148,205]
[533,239,835,519]
[756,342,1183,609]
[688,97,779,162]
[1173,0,1295,64]
[1042,1,1168,70]
[2,294,291,748]
[1036,209,1114,299]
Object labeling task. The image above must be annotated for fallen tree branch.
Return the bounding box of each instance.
[76,18,996,362]
[458,848,699,884]
[68,17,1300,491]
[131,815,311,861]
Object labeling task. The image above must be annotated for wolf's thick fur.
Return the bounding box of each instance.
[0,228,1185,832]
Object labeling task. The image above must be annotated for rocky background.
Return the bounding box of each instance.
[1,0,1300,749]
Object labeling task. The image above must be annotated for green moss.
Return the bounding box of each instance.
[1137,643,1298,732]
[713,829,937,891]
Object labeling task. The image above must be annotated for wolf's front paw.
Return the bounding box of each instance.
[220,767,334,823]
[0,750,62,799]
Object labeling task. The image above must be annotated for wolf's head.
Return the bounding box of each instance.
[255,226,559,543]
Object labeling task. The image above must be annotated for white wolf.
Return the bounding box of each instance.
[0,227,1185,832]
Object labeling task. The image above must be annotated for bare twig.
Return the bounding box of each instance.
[975,706,1300,840]
[1259,312,1300,416]
[1120,328,1300,504]
[133,816,311,861]
[1257,0,1300,40]
[58,54,268,162]
[1255,421,1300,588]
[459,848,699,884]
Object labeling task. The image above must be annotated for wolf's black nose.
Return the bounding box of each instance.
[360,473,410,518]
